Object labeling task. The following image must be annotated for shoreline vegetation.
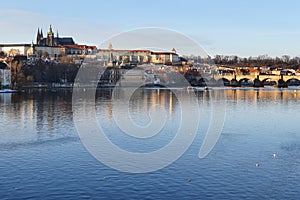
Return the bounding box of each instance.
[1,54,300,90]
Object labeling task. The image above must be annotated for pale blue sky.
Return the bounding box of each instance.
[0,0,299,57]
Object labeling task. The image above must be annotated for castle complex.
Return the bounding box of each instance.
[0,25,96,59]
[0,25,183,66]
[36,25,75,47]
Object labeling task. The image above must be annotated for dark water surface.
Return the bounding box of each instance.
[0,88,300,199]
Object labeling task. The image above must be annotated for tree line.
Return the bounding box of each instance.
[8,58,80,89]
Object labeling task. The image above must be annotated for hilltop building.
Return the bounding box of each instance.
[97,44,181,67]
[0,26,183,65]
[0,25,96,59]
[36,25,75,46]
[151,48,179,65]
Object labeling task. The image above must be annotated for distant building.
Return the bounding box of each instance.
[151,49,179,65]
[0,25,96,60]
[97,44,180,66]
[63,44,97,56]
[0,44,31,56]
[97,49,152,66]
[36,25,75,46]
[0,61,11,87]
[0,43,63,59]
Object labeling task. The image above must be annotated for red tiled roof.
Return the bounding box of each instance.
[99,49,152,53]
[98,49,177,55]
[129,50,152,52]
[151,51,177,55]
[63,44,97,50]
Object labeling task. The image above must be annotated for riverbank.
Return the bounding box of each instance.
[0,89,18,93]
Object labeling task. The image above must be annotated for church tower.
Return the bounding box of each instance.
[55,30,59,46]
[36,28,44,45]
[36,28,41,45]
[40,29,44,40]
[46,25,54,46]
[36,28,40,44]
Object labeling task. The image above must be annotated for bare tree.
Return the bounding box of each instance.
[43,51,49,59]
[37,50,43,59]
[281,55,290,63]
[10,61,25,89]
[8,49,21,57]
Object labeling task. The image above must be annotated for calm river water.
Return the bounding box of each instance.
[0,88,300,199]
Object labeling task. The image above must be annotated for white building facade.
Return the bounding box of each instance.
[0,61,11,87]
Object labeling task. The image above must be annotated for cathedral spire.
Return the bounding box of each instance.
[48,24,53,34]
[47,25,54,46]
[36,28,41,44]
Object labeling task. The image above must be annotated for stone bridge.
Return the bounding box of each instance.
[187,74,300,87]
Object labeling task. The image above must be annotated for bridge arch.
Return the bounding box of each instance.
[217,78,230,86]
[286,78,300,86]
[262,78,277,86]
[239,78,253,86]
[189,78,198,86]
[198,78,209,87]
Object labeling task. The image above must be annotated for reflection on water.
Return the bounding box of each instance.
[0,90,74,145]
[224,88,300,102]
[0,88,300,199]
[95,89,178,123]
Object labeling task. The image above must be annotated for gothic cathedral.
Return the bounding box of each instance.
[36,25,75,46]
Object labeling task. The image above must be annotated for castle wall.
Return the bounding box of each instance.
[35,46,64,58]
